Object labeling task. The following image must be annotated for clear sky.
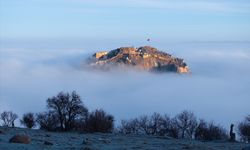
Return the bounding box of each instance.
[1,0,250,42]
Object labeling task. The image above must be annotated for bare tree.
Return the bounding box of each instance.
[46,91,88,131]
[195,119,227,141]
[138,115,151,135]
[174,110,197,139]
[118,113,178,138]
[148,112,164,135]
[117,111,230,141]
[208,122,227,140]
[157,114,173,136]
[119,120,132,134]
[119,118,140,134]
[20,112,36,129]
[85,109,114,133]
[238,115,250,142]
[195,119,209,140]
[0,111,18,127]
[127,118,140,134]
[168,118,179,138]
[36,111,59,131]
[119,113,165,135]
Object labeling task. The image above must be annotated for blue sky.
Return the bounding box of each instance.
[0,0,250,127]
[1,0,250,41]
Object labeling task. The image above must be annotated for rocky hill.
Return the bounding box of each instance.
[88,46,189,73]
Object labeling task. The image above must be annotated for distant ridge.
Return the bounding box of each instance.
[87,46,189,73]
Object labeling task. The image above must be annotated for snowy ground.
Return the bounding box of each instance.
[0,127,249,150]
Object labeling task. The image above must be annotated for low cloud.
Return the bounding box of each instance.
[0,42,250,127]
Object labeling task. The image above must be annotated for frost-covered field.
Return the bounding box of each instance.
[0,127,249,150]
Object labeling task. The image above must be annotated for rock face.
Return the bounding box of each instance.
[9,134,31,144]
[88,46,189,73]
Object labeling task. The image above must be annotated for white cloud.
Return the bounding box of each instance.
[69,0,250,14]
[0,42,250,127]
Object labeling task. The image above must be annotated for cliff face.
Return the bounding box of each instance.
[88,46,189,73]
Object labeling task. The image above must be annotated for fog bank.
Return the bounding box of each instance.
[0,41,250,127]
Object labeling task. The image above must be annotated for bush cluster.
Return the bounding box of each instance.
[118,111,228,140]
[1,91,114,133]
[238,115,250,142]
[0,91,249,143]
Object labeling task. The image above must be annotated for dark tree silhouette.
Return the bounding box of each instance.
[118,113,178,138]
[195,119,227,141]
[138,115,151,135]
[174,110,197,139]
[238,115,250,142]
[20,112,36,129]
[119,118,140,134]
[118,111,231,141]
[168,118,179,138]
[85,109,114,133]
[36,111,59,131]
[194,119,209,140]
[207,122,227,140]
[157,114,177,137]
[46,91,88,131]
[0,111,18,127]
[149,112,164,135]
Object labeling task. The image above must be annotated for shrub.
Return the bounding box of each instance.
[195,120,227,141]
[36,112,59,131]
[194,119,209,140]
[118,113,179,138]
[208,122,227,140]
[0,111,18,127]
[85,109,114,133]
[137,115,151,135]
[148,112,165,135]
[118,111,231,141]
[20,113,36,129]
[238,115,250,142]
[168,119,179,138]
[119,118,140,134]
[174,110,197,139]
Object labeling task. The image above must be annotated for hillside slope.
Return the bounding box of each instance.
[0,127,249,150]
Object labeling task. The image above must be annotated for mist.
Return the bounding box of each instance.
[0,40,250,127]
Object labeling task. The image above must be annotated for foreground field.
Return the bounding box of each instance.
[0,127,249,150]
